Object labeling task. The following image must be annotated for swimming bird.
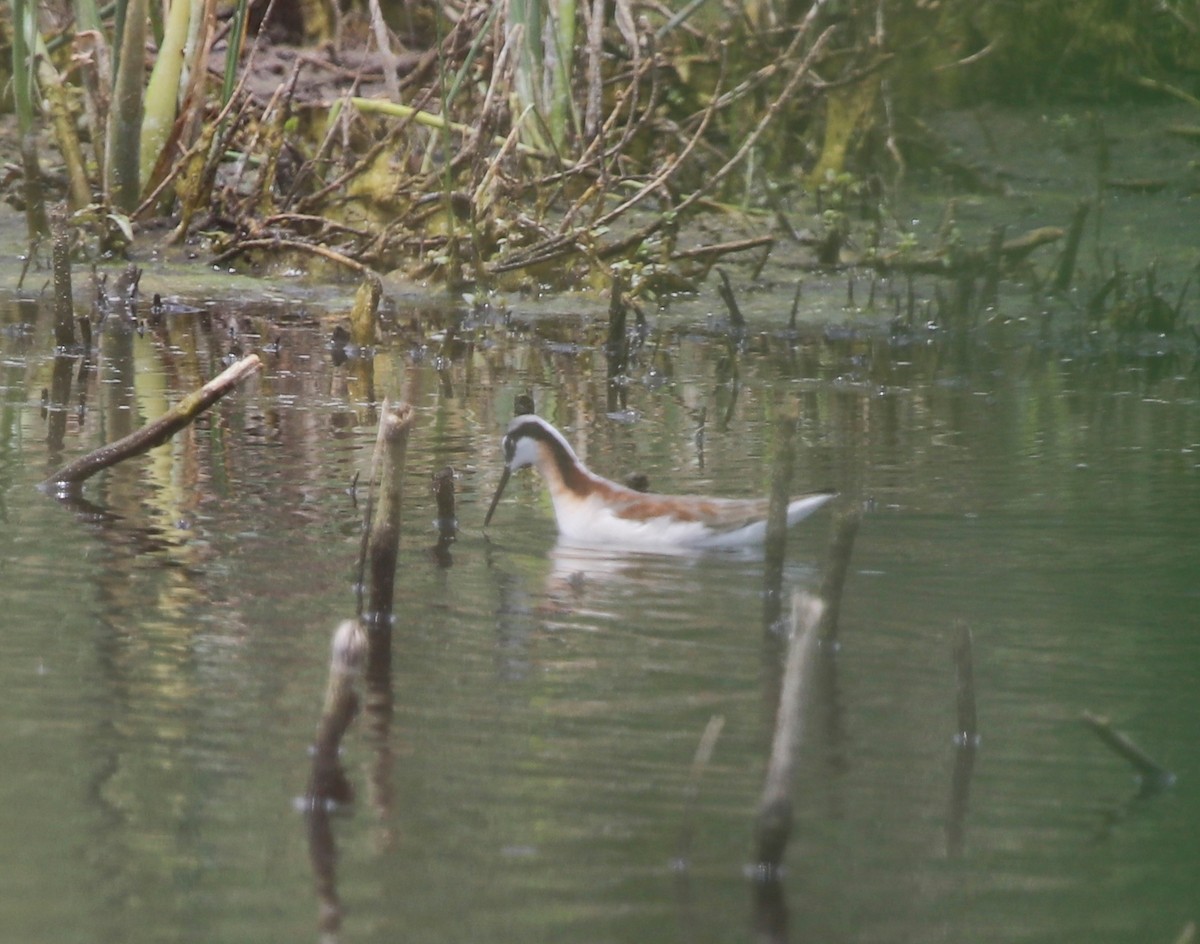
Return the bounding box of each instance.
[483,414,836,550]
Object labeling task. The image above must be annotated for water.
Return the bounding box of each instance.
[1,281,1197,944]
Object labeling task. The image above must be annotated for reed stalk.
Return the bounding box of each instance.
[141,0,196,187]
[12,0,49,237]
[221,0,250,106]
[547,0,577,151]
[106,0,148,212]
[74,0,100,31]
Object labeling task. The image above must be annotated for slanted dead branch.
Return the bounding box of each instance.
[1083,711,1175,787]
[41,354,263,490]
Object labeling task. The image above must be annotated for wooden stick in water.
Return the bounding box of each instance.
[303,616,368,936]
[754,591,824,873]
[1053,199,1091,293]
[41,354,262,490]
[946,623,980,858]
[817,508,861,647]
[954,623,979,744]
[307,618,368,805]
[52,214,76,350]
[364,401,416,622]
[715,268,747,331]
[980,224,1006,308]
[1083,711,1175,786]
[761,414,796,630]
[675,714,725,868]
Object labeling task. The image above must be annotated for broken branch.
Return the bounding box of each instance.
[41,354,262,490]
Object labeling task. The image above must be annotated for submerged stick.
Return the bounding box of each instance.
[304,616,367,938]
[307,618,368,805]
[41,354,262,489]
[675,714,725,867]
[754,592,824,873]
[875,225,1064,276]
[817,508,861,648]
[1083,711,1175,787]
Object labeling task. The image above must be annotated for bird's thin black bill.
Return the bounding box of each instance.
[483,466,512,527]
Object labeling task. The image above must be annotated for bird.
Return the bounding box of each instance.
[483,414,836,550]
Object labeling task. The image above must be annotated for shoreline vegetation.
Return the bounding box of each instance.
[6,0,1200,310]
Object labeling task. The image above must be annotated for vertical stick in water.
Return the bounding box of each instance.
[716,268,747,332]
[106,0,148,213]
[431,466,458,567]
[1053,199,1091,293]
[817,508,861,647]
[308,618,367,804]
[349,273,382,349]
[305,617,368,934]
[762,414,796,630]
[52,214,76,350]
[364,401,417,624]
[754,592,824,872]
[947,622,979,858]
[606,275,628,413]
[980,224,1006,308]
[954,623,978,743]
